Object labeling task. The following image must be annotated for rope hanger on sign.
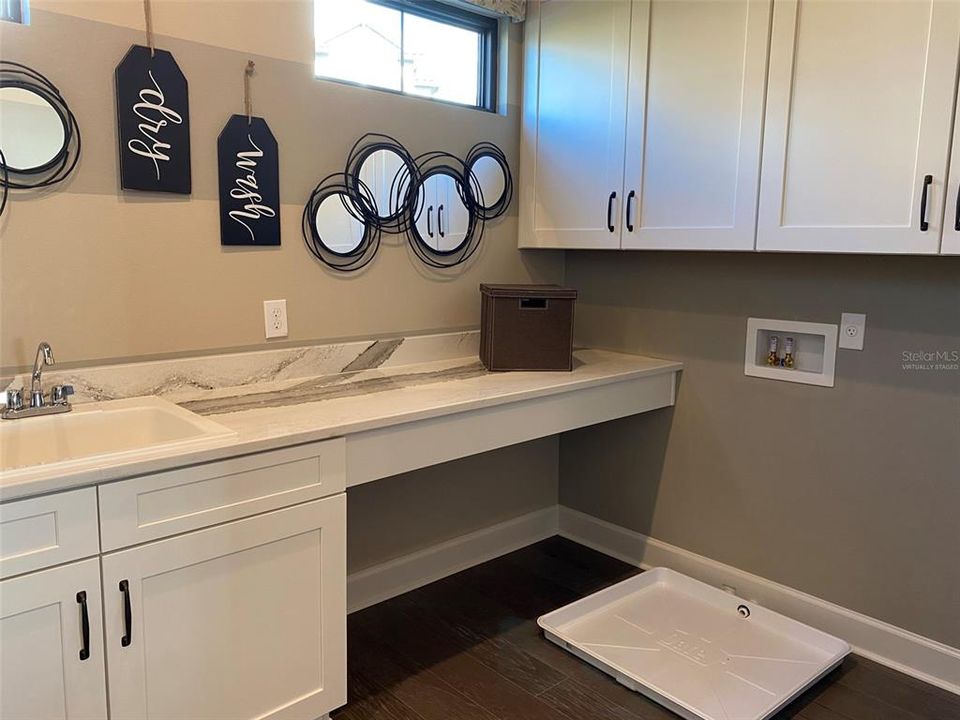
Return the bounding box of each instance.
[244,61,256,124]
[143,0,155,56]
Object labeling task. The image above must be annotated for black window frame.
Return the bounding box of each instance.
[0,0,25,24]
[314,0,499,113]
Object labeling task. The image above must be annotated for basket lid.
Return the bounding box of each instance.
[480,283,578,299]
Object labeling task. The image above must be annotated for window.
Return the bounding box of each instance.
[314,0,498,111]
[0,0,26,23]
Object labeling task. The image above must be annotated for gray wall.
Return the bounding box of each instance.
[348,437,558,573]
[561,251,960,647]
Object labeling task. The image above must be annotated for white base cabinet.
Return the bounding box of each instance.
[0,558,108,720]
[0,440,347,720]
[102,495,346,720]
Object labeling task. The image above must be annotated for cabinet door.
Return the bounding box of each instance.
[0,558,108,720]
[941,103,960,254]
[621,0,770,251]
[758,0,960,253]
[519,0,631,249]
[102,495,346,720]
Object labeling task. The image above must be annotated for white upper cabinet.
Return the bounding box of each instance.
[757,0,960,254]
[941,103,960,255]
[519,0,631,248]
[520,0,960,255]
[621,0,771,250]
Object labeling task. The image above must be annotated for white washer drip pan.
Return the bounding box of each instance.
[538,568,850,720]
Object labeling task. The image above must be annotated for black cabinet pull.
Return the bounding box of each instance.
[954,182,959,232]
[119,580,132,647]
[607,191,617,233]
[626,190,636,232]
[438,204,445,237]
[76,591,90,661]
[426,205,434,237]
[920,174,932,231]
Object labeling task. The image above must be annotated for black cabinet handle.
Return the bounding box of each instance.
[426,205,434,237]
[607,191,617,233]
[77,591,90,661]
[438,204,445,237]
[954,182,959,232]
[119,580,132,647]
[920,174,932,231]
[626,190,636,232]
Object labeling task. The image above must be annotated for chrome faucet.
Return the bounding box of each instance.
[30,341,55,408]
[2,341,73,420]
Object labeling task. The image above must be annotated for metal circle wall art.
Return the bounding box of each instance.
[302,173,381,272]
[465,141,513,221]
[407,151,483,269]
[0,61,81,215]
[302,133,511,272]
[0,149,8,218]
[345,133,418,234]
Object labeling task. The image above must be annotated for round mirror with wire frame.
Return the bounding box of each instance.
[302,173,381,272]
[465,142,512,220]
[345,133,418,234]
[406,151,484,269]
[0,61,81,215]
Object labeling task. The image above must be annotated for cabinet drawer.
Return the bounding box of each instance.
[0,487,100,579]
[99,439,345,551]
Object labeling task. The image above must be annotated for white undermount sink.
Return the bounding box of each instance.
[0,396,235,479]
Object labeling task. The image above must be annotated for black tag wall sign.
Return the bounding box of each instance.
[115,45,191,194]
[217,115,280,246]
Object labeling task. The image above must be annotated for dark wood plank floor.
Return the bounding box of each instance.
[334,537,960,720]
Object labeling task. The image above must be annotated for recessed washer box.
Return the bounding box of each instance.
[538,568,850,720]
[744,318,838,387]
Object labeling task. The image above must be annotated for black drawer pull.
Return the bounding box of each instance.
[519,297,548,310]
[606,191,617,233]
[626,190,636,232]
[77,591,90,661]
[438,204,445,237]
[920,174,932,231]
[426,206,434,237]
[120,580,132,647]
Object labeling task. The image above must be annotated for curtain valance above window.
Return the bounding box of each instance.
[454,0,525,22]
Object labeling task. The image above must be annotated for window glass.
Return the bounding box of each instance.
[314,0,495,110]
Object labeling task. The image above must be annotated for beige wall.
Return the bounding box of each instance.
[561,251,960,647]
[0,3,561,373]
[0,3,562,570]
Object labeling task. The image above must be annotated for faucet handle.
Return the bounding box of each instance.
[51,385,74,405]
[5,388,23,411]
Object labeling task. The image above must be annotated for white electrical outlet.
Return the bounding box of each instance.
[263,299,288,339]
[839,312,866,350]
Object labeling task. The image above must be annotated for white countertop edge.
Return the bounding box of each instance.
[0,353,682,502]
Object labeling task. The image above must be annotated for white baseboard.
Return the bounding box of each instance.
[347,506,559,613]
[558,506,960,696]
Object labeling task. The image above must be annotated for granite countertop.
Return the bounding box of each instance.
[0,348,682,501]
